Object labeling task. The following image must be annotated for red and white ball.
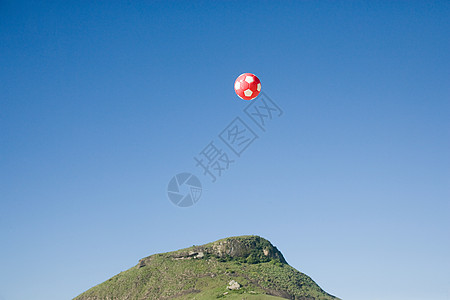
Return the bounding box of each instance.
[234,73,261,100]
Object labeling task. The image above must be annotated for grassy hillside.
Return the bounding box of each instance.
[74,236,339,300]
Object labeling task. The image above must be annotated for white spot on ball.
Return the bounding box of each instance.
[245,76,254,84]
[244,89,253,97]
[235,81,240,90]
[257,83,261,91]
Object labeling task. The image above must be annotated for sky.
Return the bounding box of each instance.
[0,1,449,300]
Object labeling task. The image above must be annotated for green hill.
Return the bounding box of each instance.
[74,235,339,300]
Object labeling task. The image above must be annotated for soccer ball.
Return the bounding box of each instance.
[234,73,261,100]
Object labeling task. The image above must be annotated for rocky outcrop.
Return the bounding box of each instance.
[137,236,287,267]
[209,236,287,263]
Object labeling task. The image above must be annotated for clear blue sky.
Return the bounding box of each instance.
[1,1,449,300]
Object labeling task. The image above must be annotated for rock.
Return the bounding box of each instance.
[227,280,241,290]
[210,236,287,264]
[137,260,146,268]
[168,236,286,264]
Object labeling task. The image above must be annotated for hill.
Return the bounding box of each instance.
[74,235,339,300]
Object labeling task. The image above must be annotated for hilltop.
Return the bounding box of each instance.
[74,235,339,300]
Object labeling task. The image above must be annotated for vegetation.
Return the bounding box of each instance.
[73,235,339,300]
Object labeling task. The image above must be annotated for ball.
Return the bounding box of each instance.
[234,73,261,100]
